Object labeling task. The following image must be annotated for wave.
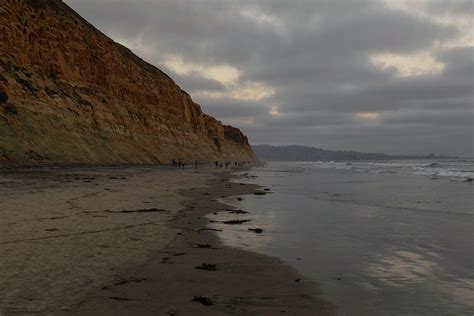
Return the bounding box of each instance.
[311,160,474,182]
[449,177,473,183]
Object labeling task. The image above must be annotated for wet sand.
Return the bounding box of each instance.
[0,166,334,315]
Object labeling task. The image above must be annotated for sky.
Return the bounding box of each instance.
[65,0,473,156]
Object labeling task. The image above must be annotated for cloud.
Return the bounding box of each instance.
[370,52,445,77]
[167,70,226,93]
[426,0,474,17]
[64,0,474,156]
[195,96,270,121]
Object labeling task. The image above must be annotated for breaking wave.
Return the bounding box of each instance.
[311,160,474,182]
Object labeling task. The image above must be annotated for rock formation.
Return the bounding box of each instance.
[0,0,256,164]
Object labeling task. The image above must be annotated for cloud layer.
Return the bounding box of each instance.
[65,0,473,156]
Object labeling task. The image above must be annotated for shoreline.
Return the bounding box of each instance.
[65,169,335,315]
[0,166,334,315]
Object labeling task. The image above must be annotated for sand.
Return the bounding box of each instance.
[0,166,335,315]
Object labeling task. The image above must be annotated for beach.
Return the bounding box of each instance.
[0,166,334,315]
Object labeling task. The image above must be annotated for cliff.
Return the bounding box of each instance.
[0,0,256,164]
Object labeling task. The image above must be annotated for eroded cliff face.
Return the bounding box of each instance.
[0,0,256,164]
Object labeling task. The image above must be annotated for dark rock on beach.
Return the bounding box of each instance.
[195,263,217,271]
[192,296,213,306]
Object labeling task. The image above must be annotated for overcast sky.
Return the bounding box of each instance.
[65,0,473,156]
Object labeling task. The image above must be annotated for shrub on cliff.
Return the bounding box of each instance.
[0,90,8,104]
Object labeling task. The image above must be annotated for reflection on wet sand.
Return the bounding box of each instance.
[367,250,439,286]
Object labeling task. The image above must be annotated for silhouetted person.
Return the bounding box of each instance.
[195,160,198,169]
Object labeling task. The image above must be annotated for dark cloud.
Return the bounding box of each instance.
[439,47,474,79]
[65,0,473,157]
[383,109,474,126]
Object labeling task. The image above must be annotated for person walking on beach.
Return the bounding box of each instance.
[195,159,198,169]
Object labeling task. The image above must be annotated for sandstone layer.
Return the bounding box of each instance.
[0,0,256,164]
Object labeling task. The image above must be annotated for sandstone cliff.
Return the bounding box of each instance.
[0,0,256,164]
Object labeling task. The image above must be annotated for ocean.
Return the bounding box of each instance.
[210,160,474,315]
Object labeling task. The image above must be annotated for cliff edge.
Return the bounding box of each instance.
[0,0,256,164]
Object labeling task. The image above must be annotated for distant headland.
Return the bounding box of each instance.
[253,144,458,161]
